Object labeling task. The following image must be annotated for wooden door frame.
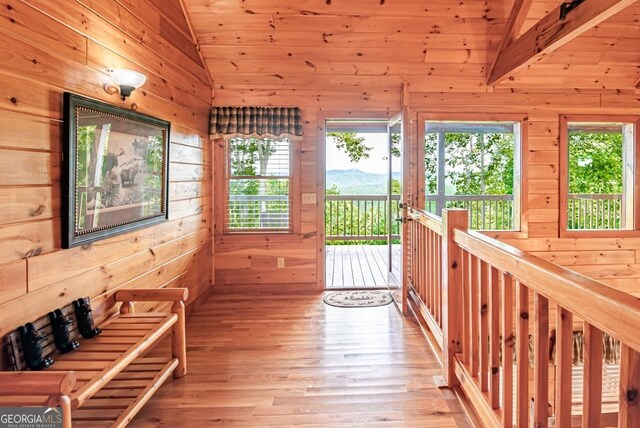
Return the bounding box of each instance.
[315,109,396,291]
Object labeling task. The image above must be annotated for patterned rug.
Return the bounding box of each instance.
[323,290,393,308]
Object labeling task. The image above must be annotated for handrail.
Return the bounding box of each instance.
[425,194,513,201]
[453,228,640,354]
[408,206,443,235]
[568,193,622,199]
[327,194,401,201]
[408,207,640,427]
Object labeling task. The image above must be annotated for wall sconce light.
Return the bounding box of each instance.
[108,69,147,101]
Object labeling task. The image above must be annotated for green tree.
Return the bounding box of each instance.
[327,132,371,162]
[327,132,401,162]
[425,132,514,196]
[568,132,622,194]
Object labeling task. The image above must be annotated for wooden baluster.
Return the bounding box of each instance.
[619,344,640,427]
[415,223,419,296]
[415,223,420,297]
[471,255,480,379]
[480,261,489,392]
[416,225,425,303]
[407,220,416,286]
[501,273,514,427]
[437,234,443,326]
[516,281,529,428]
[425,227,431,309]
[416,223,421,298]
[489,266,500,409]
[534,292,549,428]
[420,226,431,302]
[433,232,442,325]
[465,251,473,366]
[461,249,469,365]
[583,323,603,428]
[441,209,468,386]
[555,306,573,428]
[427,229,436,318]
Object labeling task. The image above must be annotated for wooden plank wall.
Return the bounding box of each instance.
[0,0,213,363]
[408,90,640,297]
[213,87,640,294]
[212,90,400,292]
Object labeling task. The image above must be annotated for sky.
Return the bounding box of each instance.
[325,132,401,174]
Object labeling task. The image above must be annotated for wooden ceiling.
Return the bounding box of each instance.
[182,0,640,94]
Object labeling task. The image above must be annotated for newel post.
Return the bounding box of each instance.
[441,209,468,387]
[619,344,640,427]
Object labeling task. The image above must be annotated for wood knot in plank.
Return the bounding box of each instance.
[29,204,45,217]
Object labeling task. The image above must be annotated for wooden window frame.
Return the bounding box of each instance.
[213,137,301,243]
[417,112,529,239]
[559,115,640,238]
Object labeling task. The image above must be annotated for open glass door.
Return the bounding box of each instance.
[387,115,403,305]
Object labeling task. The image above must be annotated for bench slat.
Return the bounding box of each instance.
[99,330,159,337]
[80,398,135,409]
[91,389,143,399]
[72,344,131,353]
[112,358,177,428]
[70,313,177,408]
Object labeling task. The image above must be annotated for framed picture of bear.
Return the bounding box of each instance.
[62,93,170,248]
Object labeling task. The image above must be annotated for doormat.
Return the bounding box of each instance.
[323,290,393,308]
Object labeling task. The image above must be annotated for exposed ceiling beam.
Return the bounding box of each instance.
[488,0,640,86]
[487,0,534,85]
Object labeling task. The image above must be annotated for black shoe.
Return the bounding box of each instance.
[49,309,80,353]
[73,298,102,339]
[19,323,54,370]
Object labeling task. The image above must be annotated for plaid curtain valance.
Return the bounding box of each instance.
[210,107,303,140]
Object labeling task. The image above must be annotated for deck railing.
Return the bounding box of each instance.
[325,195,401,241]
[227,195,289,230]
[568,193,623,230]
[407,207,640,427]
[425,194,515,231]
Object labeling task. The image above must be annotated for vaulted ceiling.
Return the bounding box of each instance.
[182,0,640,93]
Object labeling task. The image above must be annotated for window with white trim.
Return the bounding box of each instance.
[225,137,291,232]
[562,119,637,231]
[424,120,522,231]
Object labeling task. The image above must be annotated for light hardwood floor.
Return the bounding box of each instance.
[130,293,471,427]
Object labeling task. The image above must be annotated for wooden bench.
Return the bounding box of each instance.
[0,288,188,428]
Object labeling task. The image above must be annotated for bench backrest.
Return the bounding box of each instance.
[5,301,81,371]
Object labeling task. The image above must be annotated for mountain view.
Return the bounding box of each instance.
[326,169,401,195]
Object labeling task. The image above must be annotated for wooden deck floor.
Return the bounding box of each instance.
[326,244,401,288]
[130,293,471,427]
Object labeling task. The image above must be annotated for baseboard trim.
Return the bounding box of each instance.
[212,283,319,294]
[186,285,215,314]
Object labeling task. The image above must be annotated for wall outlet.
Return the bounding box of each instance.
[277,257,285,268]
[302,193,317,204]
